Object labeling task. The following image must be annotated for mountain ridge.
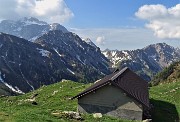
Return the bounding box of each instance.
[0,32,110,94]
[102,43,180,81]
[0,17,179,94]
[0,17,68,41]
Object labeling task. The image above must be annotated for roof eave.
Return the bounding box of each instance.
[71,81,111,100]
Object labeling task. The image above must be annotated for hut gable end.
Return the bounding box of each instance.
[78,85,143,111]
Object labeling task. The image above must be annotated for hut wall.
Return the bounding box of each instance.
[78,85,143,120]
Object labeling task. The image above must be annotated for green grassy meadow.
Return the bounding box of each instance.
[0,81,132,122]
[0,79,179,122]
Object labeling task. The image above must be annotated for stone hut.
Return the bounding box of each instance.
[72,67,150,120]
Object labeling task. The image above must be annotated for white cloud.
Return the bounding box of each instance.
[135,4,167,20]
[69,28,168,50]
[0,0,74,23]
[135,4,180,39]
[96,36,105,45]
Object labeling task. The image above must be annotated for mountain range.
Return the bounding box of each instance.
[0,17,68,41]
[0,18,110,94]
[0,17,180,95]
[102,43,180,81]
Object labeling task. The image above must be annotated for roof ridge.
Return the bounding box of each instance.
[110,67,128,81]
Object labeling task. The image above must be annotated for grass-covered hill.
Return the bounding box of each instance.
[150,61,180,122]
[151,61,180,86]
[150,80,180,122]
[0,79,179,122]
[0,80,132,122]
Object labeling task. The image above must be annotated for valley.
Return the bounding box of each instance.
[0,17,179,122]
[0,17,180,96]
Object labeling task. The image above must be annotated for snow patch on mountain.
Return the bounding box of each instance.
[0,71,24,94]
[111,51,117,57]
[67,68,75,75]
[53,48,63,57]
[36,48,50,57]
[3,82,24,94]
[102,50,132,68]
[0,71,4,82]
[102,51,108,58]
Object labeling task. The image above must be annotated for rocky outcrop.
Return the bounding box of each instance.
[52,111,82,120]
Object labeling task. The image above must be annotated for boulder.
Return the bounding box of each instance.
[52,111,82,120]
[142,119,152,122]
[93,113,102,118]
[30,93,38,99]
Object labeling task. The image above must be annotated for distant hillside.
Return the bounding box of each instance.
[151,61,180,86]
[0,32,110,94]
[102,43,180,81]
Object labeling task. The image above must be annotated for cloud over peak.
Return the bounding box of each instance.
[135,4,180,39]
[0,0,74,24]
[96,36,106,45]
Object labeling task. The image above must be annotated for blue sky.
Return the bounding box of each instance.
[64,0,180,50]
[0,0,179,50]
[65,0,179,28]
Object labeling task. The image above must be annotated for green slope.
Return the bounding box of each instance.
[151,61,180,86]
[0,81,131,122]
[149,61,180,122]
[150,80,180,122]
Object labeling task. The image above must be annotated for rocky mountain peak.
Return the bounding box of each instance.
[18,17,47,25]
[81,38,98,49]
[0,32,110,94]
[34,30,109,74]
[0,17,68,41]
[49,23,68,33]
[102,43,180,81]
[144,43,175,53]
